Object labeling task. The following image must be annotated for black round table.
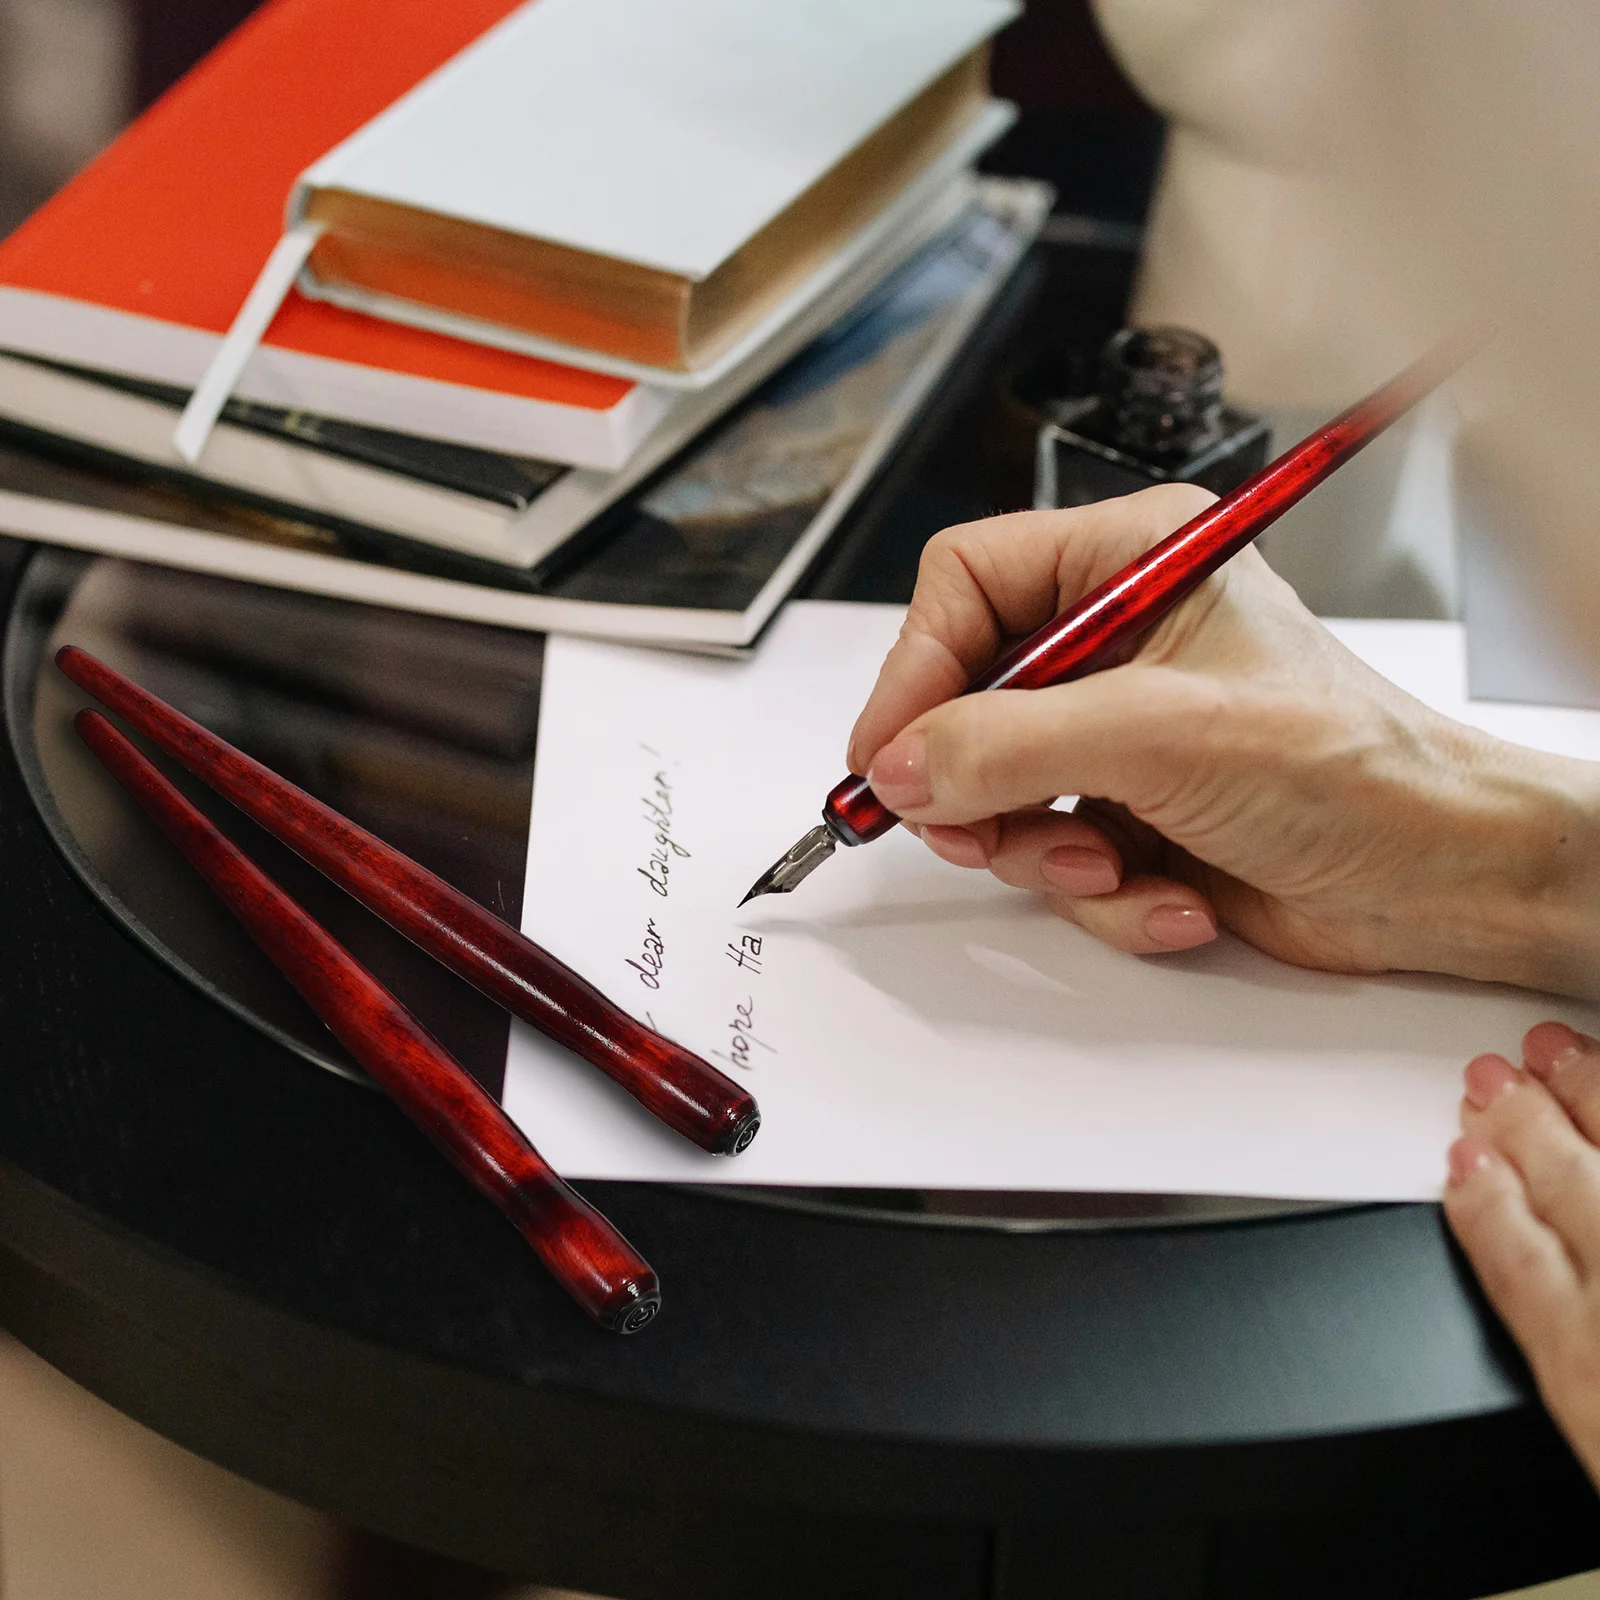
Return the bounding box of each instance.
[0,235,1596,1600]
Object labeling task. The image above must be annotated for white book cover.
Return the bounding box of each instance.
[171,1,1017,459]
[301,101,1014,391]
[292,0,1020,278]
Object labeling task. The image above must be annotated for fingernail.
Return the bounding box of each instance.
[922,824,987,869]
[1447,1136,1493,1187]
[1040,845,1119,896]
[867,730,931,812]
[1524,1021,1599,1081]
[1144,904,1217,950]
[1463,1052,1520,1110]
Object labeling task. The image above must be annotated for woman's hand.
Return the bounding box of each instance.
[848,484,1600,995]
[1446,1026,1600,1486]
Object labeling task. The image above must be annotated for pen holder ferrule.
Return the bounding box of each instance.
[824,775,897,847]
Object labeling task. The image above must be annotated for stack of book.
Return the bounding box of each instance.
[0,0,1049,648]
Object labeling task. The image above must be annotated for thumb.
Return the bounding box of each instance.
[864,665,1230,826]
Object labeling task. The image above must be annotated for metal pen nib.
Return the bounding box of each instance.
[740,823,837,905]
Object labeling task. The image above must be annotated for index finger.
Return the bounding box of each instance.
[845,485,1216,773]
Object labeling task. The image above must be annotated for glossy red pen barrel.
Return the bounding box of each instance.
[56,645,758,1156]
[823,335,1475,846]
[75,709,661,1334]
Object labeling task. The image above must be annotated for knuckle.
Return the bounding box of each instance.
[910,532,981,612]
[1478,1103,1548,1166]
[1509,1233,1556,1283]
[1522,1142,1581,1212]
[1151,669,1233,739]
[1128,481,1216,533]
[1042,890,1126,947]
[1484,1235,1556,1304]
[1042,890,1089,931]
[917,514,1030,577]
[905,564,967,632]
[916,524,964,576]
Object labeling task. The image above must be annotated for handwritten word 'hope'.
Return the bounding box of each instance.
[714,996,776,1072]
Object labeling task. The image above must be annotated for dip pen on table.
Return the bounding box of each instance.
[75,708,661,1333]
[57,645,759,1157]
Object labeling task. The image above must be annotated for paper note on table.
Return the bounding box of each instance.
[503,603,1600,1201]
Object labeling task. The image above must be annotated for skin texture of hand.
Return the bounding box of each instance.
[847,484,1600,996]
[1447,1026,1600,1487]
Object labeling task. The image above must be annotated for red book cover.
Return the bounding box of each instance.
[0,0,660,467]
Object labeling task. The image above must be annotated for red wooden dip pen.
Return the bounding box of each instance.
[56,644,759,1157]
[742,333,1479,902]
[75,708,661,1334]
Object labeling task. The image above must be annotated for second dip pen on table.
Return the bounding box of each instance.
[57,645,760,1156]
[742,334,1478,904]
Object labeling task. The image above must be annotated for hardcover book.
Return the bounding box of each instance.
[289,0,1019,384]
[0,183,1048,648]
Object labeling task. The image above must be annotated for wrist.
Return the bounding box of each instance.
[1429,728,1600,998]
[1522,751,1600,998]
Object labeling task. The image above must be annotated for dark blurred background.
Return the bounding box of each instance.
[0,0,1164,240]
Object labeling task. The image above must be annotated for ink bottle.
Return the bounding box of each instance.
[1032,326,1269,509]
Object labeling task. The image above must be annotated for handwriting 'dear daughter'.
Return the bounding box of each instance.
[638,770,690,898]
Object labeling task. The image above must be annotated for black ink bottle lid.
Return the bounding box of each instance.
[1098,326,1225,462]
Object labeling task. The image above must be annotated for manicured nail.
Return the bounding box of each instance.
[1463,1052,1519,1110]
[1447,1136,1493,1188]
[1523,1021,1599,1081]
[1143,903,1217,950]
[1040,845,1119,896]
[922,824,987,869]
[867,729,931,812]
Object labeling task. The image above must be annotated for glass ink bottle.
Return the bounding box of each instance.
[1032,326,1269,509]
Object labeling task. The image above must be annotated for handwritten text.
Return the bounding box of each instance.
[626,917,666,989]
[713,995,775,1072]
[637,770,690,898]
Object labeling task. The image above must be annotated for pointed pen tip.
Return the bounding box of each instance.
[737,858,788,906]
[736,822,838,908]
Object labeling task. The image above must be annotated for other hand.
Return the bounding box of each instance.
[1446,1026,1600,1486]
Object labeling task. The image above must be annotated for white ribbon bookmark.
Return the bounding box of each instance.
[173,221,324,465]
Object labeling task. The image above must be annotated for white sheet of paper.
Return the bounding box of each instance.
[503,603,1600,1200]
